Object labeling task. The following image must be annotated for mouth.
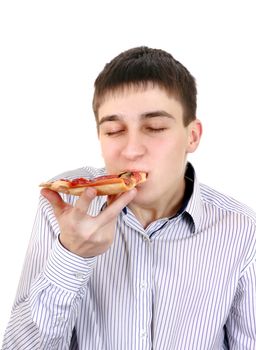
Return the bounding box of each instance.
[117,170,148,190]
[119,170,149,184]
[120,169,148,176]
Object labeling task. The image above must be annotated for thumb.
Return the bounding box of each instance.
[40,188,68,217]
[98,188,137,225]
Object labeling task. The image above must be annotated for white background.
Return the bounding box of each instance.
[0,0,255,342]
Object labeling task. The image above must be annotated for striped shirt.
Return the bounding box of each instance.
[2,163,256,349]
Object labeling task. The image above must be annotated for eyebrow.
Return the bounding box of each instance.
[98,110,175,126]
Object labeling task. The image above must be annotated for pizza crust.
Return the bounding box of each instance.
[40,172,147,196]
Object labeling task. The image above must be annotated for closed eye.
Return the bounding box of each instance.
[105,130,125,136]
[146,127,167,133]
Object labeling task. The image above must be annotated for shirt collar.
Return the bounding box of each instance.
[98,162,203,233]
[183,163,203,233]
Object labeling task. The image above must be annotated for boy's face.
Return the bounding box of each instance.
[97,85,201,207]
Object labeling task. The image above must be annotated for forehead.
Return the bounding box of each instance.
[97,84,184,122]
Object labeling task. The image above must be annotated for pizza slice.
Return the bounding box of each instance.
[40,171,147,196]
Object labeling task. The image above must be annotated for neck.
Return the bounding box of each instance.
[128,179,186,228]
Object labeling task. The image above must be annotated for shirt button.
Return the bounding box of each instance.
[140,330,147,338]
[140,281,148,289]
[57,315,65,323]
[74,272,86,280]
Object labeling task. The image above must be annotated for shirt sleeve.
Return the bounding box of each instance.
[2,196,97,350]
[225,244,256,349]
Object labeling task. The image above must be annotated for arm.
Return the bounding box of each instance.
[2,188,136,349]
[2,195,96,350]
[225,253,256,349]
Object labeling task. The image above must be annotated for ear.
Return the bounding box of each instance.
[186,119,202,153]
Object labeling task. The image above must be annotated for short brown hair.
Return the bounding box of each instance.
[93,46,197,126]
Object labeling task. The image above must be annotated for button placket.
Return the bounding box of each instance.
[136,234,153,348]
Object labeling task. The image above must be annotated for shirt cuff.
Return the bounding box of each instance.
[43,236,97,293]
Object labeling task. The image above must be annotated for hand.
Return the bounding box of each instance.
[41,187,137,258]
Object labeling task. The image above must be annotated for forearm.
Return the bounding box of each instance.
[2,239,96,350]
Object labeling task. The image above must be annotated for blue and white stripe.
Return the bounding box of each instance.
[2,164,256,349]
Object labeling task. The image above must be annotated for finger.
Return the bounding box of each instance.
[74,187,97,213]
[40,188,67,217]
[98,188,137,225]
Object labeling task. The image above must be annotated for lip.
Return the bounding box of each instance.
[121,169,148,174]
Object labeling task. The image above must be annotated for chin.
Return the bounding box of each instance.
[130,188,151,205]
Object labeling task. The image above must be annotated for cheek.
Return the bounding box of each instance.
[153,137,185,155]
[151,139,189,170]
[100,139,119,160]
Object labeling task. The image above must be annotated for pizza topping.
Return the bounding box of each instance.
[40,171,147,196]
[59,172,142,187]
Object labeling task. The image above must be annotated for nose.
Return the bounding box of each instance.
[121,131,146,160]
